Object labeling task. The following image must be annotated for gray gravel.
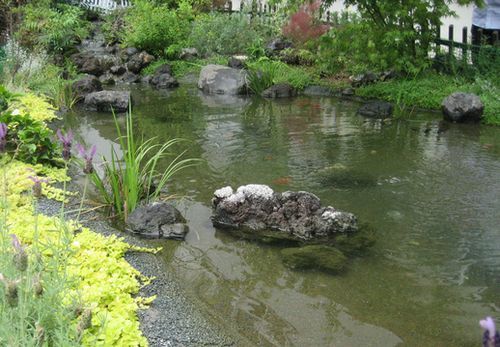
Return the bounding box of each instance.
[35,169,235,347]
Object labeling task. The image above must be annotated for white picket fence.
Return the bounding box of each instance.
[77,0,131,12]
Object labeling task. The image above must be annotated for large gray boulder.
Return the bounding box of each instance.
[72,75,102,101]
[442,92,484,122]
[198,64,248,95]
[126,202,188,240]
[84,91,131,112]
[212,185,358,241]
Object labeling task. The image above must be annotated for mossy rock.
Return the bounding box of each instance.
[334,223,376,256]
[281,245,347,273]
[317,164,377,189]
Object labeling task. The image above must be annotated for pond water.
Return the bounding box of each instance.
[70,77,500,346]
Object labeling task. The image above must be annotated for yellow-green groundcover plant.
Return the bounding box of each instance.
[0,94,157,345]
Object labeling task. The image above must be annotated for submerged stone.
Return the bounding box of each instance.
[317,165,377,189]
[281,245,347,272]
[334,223,376,256]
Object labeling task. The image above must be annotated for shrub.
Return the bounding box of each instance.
[0,108,59,165]
[101,8,127,45]
[282,0,329,47]
[246,58,315,94]
[15,1,89,54]
[188,12,278,57]
[123,0,193,56]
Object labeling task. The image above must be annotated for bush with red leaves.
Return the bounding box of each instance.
[282,0,329,46]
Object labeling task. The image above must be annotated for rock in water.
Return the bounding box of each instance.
[72,75,102,101]
[212,185,358,241]
[83,91,131,112]
[281,245,347,272]
[198,64,248,95]
[126,202,188,240]
[149,64,179,89]
[357,101,393,118]
[262,83,297,98]
[442,92,483,122]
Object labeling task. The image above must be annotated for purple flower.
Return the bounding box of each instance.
[28,175,49,198]
[57,129,73,161]
[0,123,7,153]
[76,143,97,175]
[480,316,500,347]
[10,234,28,272]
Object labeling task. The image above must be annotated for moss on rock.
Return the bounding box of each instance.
[281,245,347,273]
[334,223,376,256]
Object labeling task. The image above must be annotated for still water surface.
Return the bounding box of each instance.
[71,77,500,346]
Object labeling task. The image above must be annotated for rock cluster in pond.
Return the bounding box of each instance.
[211,184,358,241]
[126,202,189,240]
[442,92,484,122]
[198,64,248,95]
[357,100,393,118]
[68,27,179,112]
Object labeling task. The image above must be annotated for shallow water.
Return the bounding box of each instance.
[71,77,500,346]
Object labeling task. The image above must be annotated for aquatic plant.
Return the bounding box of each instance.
[89,109,200,222]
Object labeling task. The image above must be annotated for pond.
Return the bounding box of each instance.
[70,76,500,346]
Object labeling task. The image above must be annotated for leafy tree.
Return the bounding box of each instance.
[279,0,483,74]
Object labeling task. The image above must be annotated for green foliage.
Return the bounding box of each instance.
[0,111,59,165]
[0,218,80,346]
[16,1,89,54]
[246,58,315,94]
[314,0,480,75]
[0,40,78,111]
[246,37,267,60]
[89,110,200,221]
[0,159,154,346]
[356,74,500,125]
[123,0,193,56]
[142,56,227,77]
[101,8,127,45]
[188,12,278,57]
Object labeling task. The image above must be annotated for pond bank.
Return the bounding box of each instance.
[35,168,237,346]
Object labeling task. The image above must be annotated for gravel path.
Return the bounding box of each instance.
[36,170,235,347]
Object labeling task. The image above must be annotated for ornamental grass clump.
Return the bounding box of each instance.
[89,110,200,222]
